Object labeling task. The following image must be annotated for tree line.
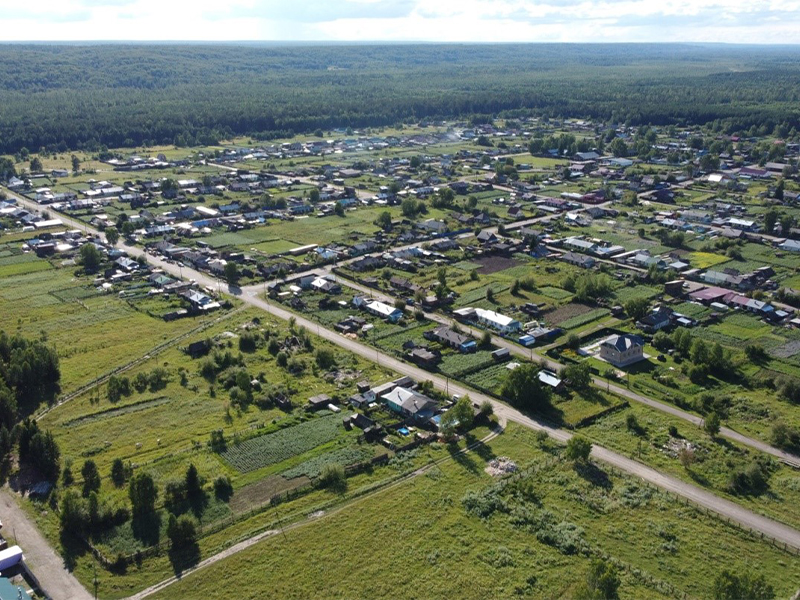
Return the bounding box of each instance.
[2,44,800,155]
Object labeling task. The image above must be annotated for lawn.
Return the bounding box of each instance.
[688,251,731,269]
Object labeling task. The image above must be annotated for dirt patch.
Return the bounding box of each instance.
[770,340,800,359]
[485,456,518,477]
[475,256,522,275]
[545,302,594,325]
[662,437,698,459]
[230,475,310,513]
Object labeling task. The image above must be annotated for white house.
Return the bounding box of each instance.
[474,307,522,334]
[365,300,403,323]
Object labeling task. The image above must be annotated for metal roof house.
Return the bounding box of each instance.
[600,334,645,368]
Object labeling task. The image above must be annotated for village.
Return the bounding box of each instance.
[2,116,800,599]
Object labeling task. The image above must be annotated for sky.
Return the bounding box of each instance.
[2,0,800,43]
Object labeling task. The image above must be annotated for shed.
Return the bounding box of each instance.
[492,348,511,361]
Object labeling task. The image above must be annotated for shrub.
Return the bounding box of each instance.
[318,463,347,493]
[565,436,592,462]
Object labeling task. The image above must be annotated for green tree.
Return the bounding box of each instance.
[27,430,60,481]
[713,570,774,600]
[167,514,198,548]
[79,243,103,273]
[376,211,392,231]
[775,178,784,201]
[315,348,336,370]
[575,559,621,600]
[129,472,158,516]
[563,362,592,391]
[105,228,119,246]
[111,458,126,487]
[71,154,81,172]
[319,463,347,493]
[334,202,345,217]
[501,364,551,411]
[565,435,592,462]
[309,188,320,203]
[29,157,42,172]
[224,262,239,285]
[763,209,778,233]
[401,197,420,218]
[704,411,721,438]
[624,297,650,321]
[185,463,202,498]
[81,459,101,497]
[450,395,475,430]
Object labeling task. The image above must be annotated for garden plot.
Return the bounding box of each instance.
[221,413,350,473]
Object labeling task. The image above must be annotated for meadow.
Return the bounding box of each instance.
[157,424,800,600]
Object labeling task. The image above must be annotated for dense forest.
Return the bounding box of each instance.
[2,43,800,154]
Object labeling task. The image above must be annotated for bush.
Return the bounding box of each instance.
[625,413,644,435]
[728,460,771,496]
[704,411,721,437]
[276,351,288,368]
[315,348,336,370]
[565,436,592,462]
[213,476,234,501]
[318,463,347,493]
[462,485,508,519]
[167,514,197,548]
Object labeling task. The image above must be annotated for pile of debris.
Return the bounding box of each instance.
[485,456,518,477]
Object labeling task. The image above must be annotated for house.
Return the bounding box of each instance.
[417,219,448,234]
[364,300,403,323]
[308,394,332,410]
[453,307,522,334]
[476,230,498,244]
[636,306,672,333]
[425,325,477,353]
[408,347,439,368]
[600,334,645,367]
[115,256,140,272]
[562,237,598,254]
[779,239,800,253]
[186,340,210,358]
[430,238,460,252]
[538,370,564,391]
[0,575,32,600]
[350,256,385,272]
[335,315,367,334]
[310,277,341,294]
[382,387,437,421]
[561,251,596,269]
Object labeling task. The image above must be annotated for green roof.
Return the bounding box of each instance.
[0,577,32,600]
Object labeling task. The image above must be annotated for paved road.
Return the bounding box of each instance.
[8,189,800,553]
[0,489,92,600]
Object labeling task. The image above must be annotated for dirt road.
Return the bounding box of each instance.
[0,489,92,600]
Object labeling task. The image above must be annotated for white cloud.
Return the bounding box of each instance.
[0,0,799,41]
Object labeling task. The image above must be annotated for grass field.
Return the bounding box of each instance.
[158,424,800,600]
[0,262,205,394]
